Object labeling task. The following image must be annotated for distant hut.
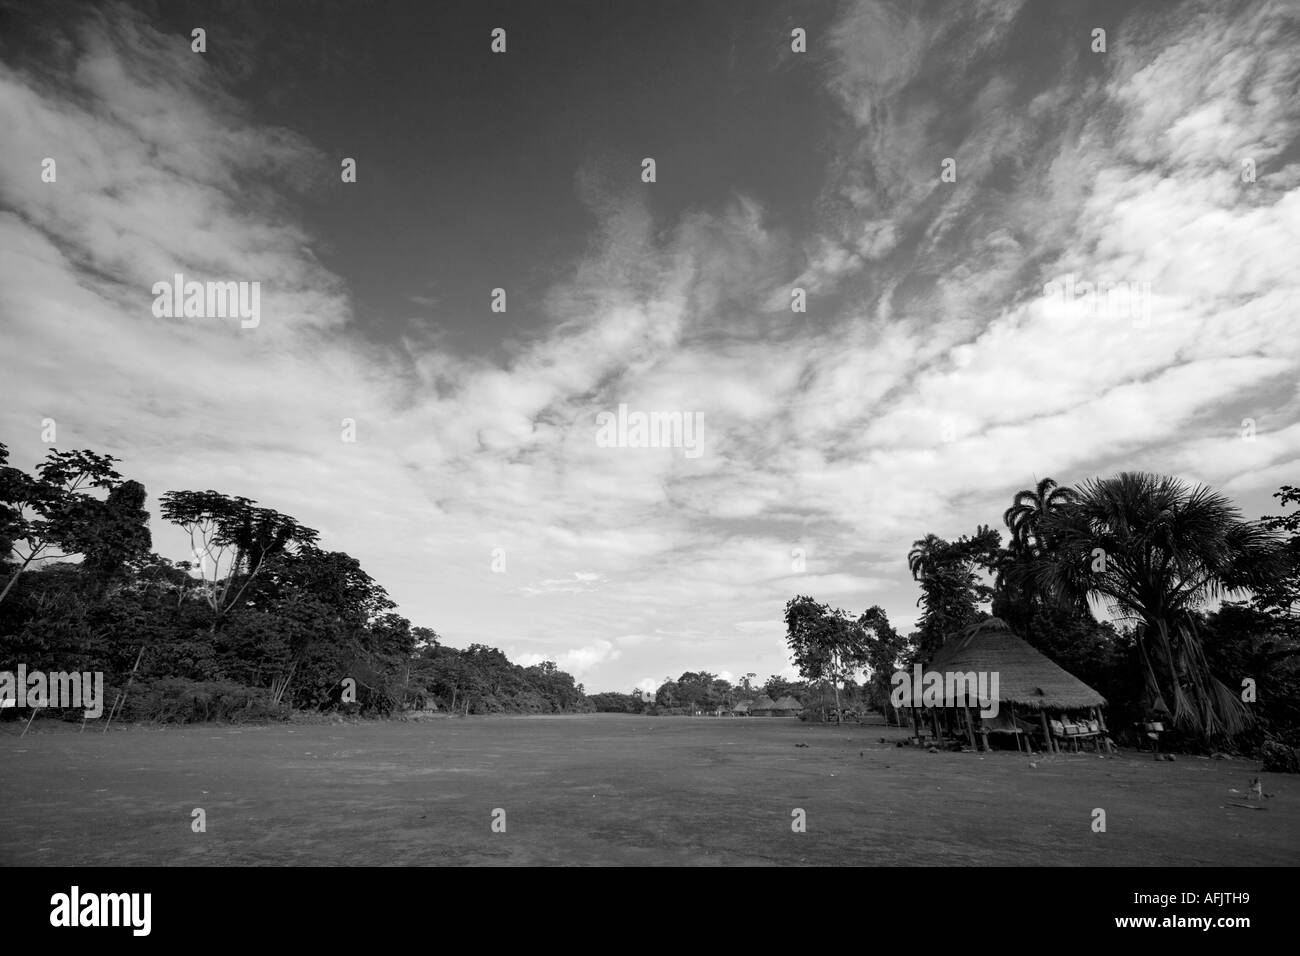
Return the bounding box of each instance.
[749,694,779,716]
[771,695,805,717]
[921,617,1109,753]
[732,700,752,716]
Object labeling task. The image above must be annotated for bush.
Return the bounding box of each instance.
[1259,738,1300,774]
[117,678,291,723]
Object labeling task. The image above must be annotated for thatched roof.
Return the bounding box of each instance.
[772,695,804,711]
[923,618,1106,712]
[732,701,751,713]
[749,694,778,711]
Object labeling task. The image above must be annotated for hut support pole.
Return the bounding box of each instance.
[910,706,922,745]
[962,704,977,750]
[1039,710,1054,754]
[1095,706,1116,754]
[1097,702,1118,754]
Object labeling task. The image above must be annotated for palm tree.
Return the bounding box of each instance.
[1002,477,1078,557]
[1034,472,1282,746]
[908,533,947,581]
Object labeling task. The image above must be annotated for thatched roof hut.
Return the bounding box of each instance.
[771,695,805,715]
[924,618,1106,712]
[749,694,779,715]
[732,700,751,715]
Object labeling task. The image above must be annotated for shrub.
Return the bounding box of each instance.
[117,678,291,723]
[1259,738,1300,774]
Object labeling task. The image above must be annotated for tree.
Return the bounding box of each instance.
[655,676,681,710]
[858,606,907,723]
[907,526,1001,660]
[991,479,1122,689]
[0,443,18,564]
[158,490,319,626]
[907,533,946,581]
[0,447,128,604]
[671,671,728,711]
[254,547,395,628]
[762,674,803,701]
[1002,478,1078,557]
[783,596,869,724]
[1034,472,1283,747]
[65,479,152,592]
[1252,485,1300,635]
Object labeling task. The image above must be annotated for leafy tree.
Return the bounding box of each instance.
[1199,603,1300,749]
[907,525,1001,660]
[1252,485,1300,635]
[0,448,128,604]
[858,605,907,722]
[762,674,804,700]
[589,691,643,713]
[159,490,319,626]
[655,676,681,710]
[784,596,868,723]
[66,479,152,593]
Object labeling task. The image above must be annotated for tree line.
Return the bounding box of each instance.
[0,442,591,722]
[5,442,1295,758]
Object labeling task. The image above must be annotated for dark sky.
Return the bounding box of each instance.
[139,0,841,357]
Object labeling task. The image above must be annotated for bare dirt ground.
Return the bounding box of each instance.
[2,714,1295,866]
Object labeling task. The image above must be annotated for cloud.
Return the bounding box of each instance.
[516,640,621,678]
[2,0,1297,694]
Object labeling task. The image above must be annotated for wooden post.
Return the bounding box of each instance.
[910,706,922,744]
[1039,709,1054,754]
[962,704,977,749]
[1095,706,1116,754]
[103,644,146,733]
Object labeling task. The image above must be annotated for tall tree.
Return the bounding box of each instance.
[907,526,1001,660]
[858,605,908,723]
[64,479,152,592]
[784,595,868,723]
[1251,484,1300,636]
[1034,472,1282,746]
[1002,478,1078,557]
[159,490,319,627]
[0,448,127,604]
[995,478,1112,667]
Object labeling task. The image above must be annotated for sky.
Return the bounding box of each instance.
[1,0,1298,695]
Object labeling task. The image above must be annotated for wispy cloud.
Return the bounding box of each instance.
[2,1,1296,691]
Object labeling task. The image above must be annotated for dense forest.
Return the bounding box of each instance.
[0,442,591,722]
